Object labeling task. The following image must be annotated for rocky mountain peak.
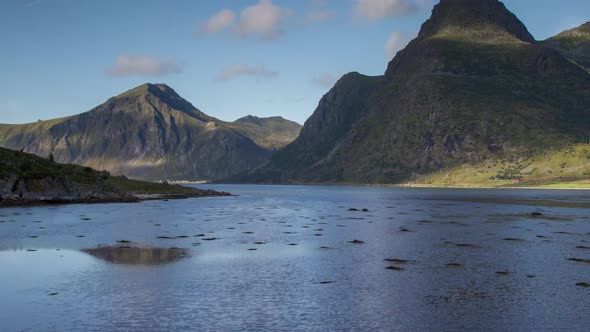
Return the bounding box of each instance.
[417,0,535,43]
[106,83,212,122]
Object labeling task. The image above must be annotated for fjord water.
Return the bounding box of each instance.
[0,185,589,331]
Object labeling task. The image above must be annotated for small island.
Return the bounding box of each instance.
[0,147,230,207]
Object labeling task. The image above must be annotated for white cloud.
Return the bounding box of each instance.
[385,31,409,59]
[307,10,336,23]
[109,55,183,77]
[354,0,422,21]
[236,0,286,40]
[202,9,236,34]
[312,73,337,87]
[217,64,278,81]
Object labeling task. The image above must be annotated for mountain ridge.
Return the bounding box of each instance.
[0,84,301,181]
[231,0,590,185]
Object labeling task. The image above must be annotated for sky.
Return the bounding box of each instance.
[0,0,589,125]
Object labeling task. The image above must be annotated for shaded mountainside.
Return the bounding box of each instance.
[0,84,300,181]
[0,147,228,206]
[234,0,590,185]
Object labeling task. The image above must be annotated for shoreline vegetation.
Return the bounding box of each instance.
[0,147,230,208]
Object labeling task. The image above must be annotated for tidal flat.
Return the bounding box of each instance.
[0,185,589,331]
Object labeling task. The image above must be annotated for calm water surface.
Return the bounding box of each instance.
[0,185,589,331]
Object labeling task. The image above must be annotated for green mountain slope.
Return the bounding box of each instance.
[230,115,301,150]
[234,0,590,186]
[0,84,300,181]
[543,22,590,71]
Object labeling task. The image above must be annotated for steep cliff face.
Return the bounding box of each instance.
[238,73,383,182]
[0,84,299,181]
[235,0,590,184]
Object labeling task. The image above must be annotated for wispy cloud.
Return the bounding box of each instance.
[354,0,425,21]
[385,31,409,59]
[201,9,236,34]
[109,55,183,77]
[312,73,338,87]
[236,0,287,40]
[217,64,278,81]
[307,10,336,23]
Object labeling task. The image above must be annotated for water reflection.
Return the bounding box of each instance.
[82,246,188,265]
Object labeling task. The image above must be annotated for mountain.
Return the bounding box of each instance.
[230,115,302,150]
[0,147,228,206]
[543,22,590,71]
[0,84,300,181]
[234,0,590,186]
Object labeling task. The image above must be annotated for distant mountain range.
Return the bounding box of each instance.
[0,84,301,181]
[233,0,590,187]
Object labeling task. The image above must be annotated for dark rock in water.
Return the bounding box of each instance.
[576,246,590,250]
[362,208,369,212]
[287,243,299,246]
[417,220,434,224]
[26,249,37,252]
[247,248,257,251]
[254,241,266,245]
[348,239,365,244]
[28,235,39,239]
[399,227,412,232]
[319,246,332,250]
[384,258,410,264]
[48,292,59,296]
[568,258,590,264]
[313,234,322,236]
[504,238,526,242]
[76,235,85,238]
[496,271,510,276]
[455,243,478,248]
[243,231,254,234]
[527,275,536,278]
[116,240,131,243]
[348,208,359,211]
[385,266,405,271]
[202,237,218,241]
[576,282,590,287]
[531,212,544,216]
[319,281,335,284]
[82,246,187,265]
[446,263,464,268]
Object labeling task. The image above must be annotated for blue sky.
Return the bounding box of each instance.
[1,0,589,125]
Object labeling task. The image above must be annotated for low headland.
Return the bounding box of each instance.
[0,147,230,207]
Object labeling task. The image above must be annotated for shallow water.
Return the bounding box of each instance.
[0,185,589,331]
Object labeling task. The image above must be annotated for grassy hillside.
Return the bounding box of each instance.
[229,116,301,150]
[414,144,590,188]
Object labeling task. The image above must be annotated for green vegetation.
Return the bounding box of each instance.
[0,147,206,195]
[416,144,590,188]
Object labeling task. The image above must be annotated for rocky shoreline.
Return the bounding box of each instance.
[0,182,231,208]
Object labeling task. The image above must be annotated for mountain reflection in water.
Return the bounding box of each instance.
[82,246,188,265]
